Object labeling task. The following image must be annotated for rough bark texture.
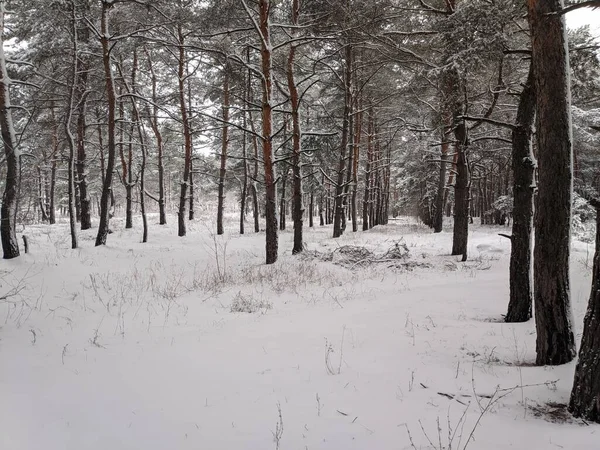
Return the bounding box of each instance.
[258,0,278,264]
[288,0,304,254]
[0,0,19,259]
[528,0,576,366]
[505,65,536,323]
[177,25,192,237]
[75,0,91,230]
[569,201,600,421]
[333,44,352,238]
[451,120,469,261]
[95,2,117,247]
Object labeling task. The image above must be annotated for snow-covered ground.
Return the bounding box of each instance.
[0,214,597,450]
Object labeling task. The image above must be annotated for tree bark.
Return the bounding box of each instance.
[505,64,536,323]
[528,0,576,365]
[569,200,600,422]
[0,0,19,259]
[177,25,192,237]
[75,0,91,230]
[288,0,304,254]
[333,44,352,238]
[451,123,469,261]
[144,48,166,225]
[95,1,117,247]
[256,0,278,263]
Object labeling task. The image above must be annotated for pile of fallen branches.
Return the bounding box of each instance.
[303,240,426,270]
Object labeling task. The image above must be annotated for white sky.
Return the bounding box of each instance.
[566,9,600,37]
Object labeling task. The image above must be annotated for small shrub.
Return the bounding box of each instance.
[229,292,273,313]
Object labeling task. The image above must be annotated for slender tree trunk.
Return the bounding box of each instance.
[528,0,576,365]
[288,0,304,253]
[569,199,600,421]
[433,128,450,233]
[65,0,80,249]
[506,64,536,323]
[0,0,19,259]
[177,25,192,237]
[333,44,352,238]
[217,66,230,236]
[363,107,373,231]
[279,168,287,231]
[95,2,117,247]
[144,49,166,225]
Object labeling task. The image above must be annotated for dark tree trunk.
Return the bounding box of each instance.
[258,0,278,264]
[569,200,600,422]
[363,107,373,231]
[529,0,576,365]
[279,168,287,231]
[144,48,166,225]
[288,1,304,254]
[217,67,229,236]
[506,65,536,323]
[451,124,469,261]
[177,25,192,237]
[75,0,91,231]
[434,138,450,233]
[309,192,314,228]
[333,44,352,238]
[0,1,18,259]
[95,2,117,246]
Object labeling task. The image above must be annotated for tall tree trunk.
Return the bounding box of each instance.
[505,64,536,323]
[144,49,166,225]
[351,107,361,232]
[217,65,229,236]
[569,199,600,422]
[279,168,287,231]
[95,1,117,247]
[528,0,576,365]
[433,130,450,233]
[333,44,352,238]
[75,0,91,230]
[451,125,469,262]
[65,0,80,250]
[0,0,19,259]
[363,107,373,231]
[288,0,304,254]
[177,25,192,237]
[255,0,278,264]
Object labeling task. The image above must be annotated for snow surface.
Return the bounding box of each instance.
[0,213,597,450]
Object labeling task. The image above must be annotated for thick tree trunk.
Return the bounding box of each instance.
[451,124,469,261]
[569,200,600,422]
[528,0,576,365]
[257,0,278,264]
[217,66,229,236]
[505,65,536,323]
[0,0,19,259]
[95,2,117,247]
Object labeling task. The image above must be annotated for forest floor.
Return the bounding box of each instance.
[0,213,597,450]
